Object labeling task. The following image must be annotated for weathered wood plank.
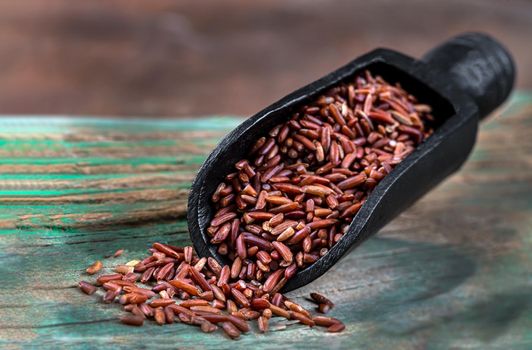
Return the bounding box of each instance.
[0,96,531,349]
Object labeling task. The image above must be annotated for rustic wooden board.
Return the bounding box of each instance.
[0,94,530,349]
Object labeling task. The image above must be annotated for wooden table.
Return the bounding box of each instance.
[0,94,530,349]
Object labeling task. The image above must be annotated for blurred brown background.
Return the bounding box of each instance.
[0,0,531,117]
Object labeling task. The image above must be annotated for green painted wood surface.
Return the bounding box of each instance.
[0,94,531,350]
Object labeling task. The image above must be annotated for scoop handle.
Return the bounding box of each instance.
[422,32,516,119]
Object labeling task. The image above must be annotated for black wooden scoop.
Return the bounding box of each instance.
[188,33,515,292]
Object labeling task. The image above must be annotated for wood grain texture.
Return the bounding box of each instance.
[0,0,531,117]
[0,94,531,349]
